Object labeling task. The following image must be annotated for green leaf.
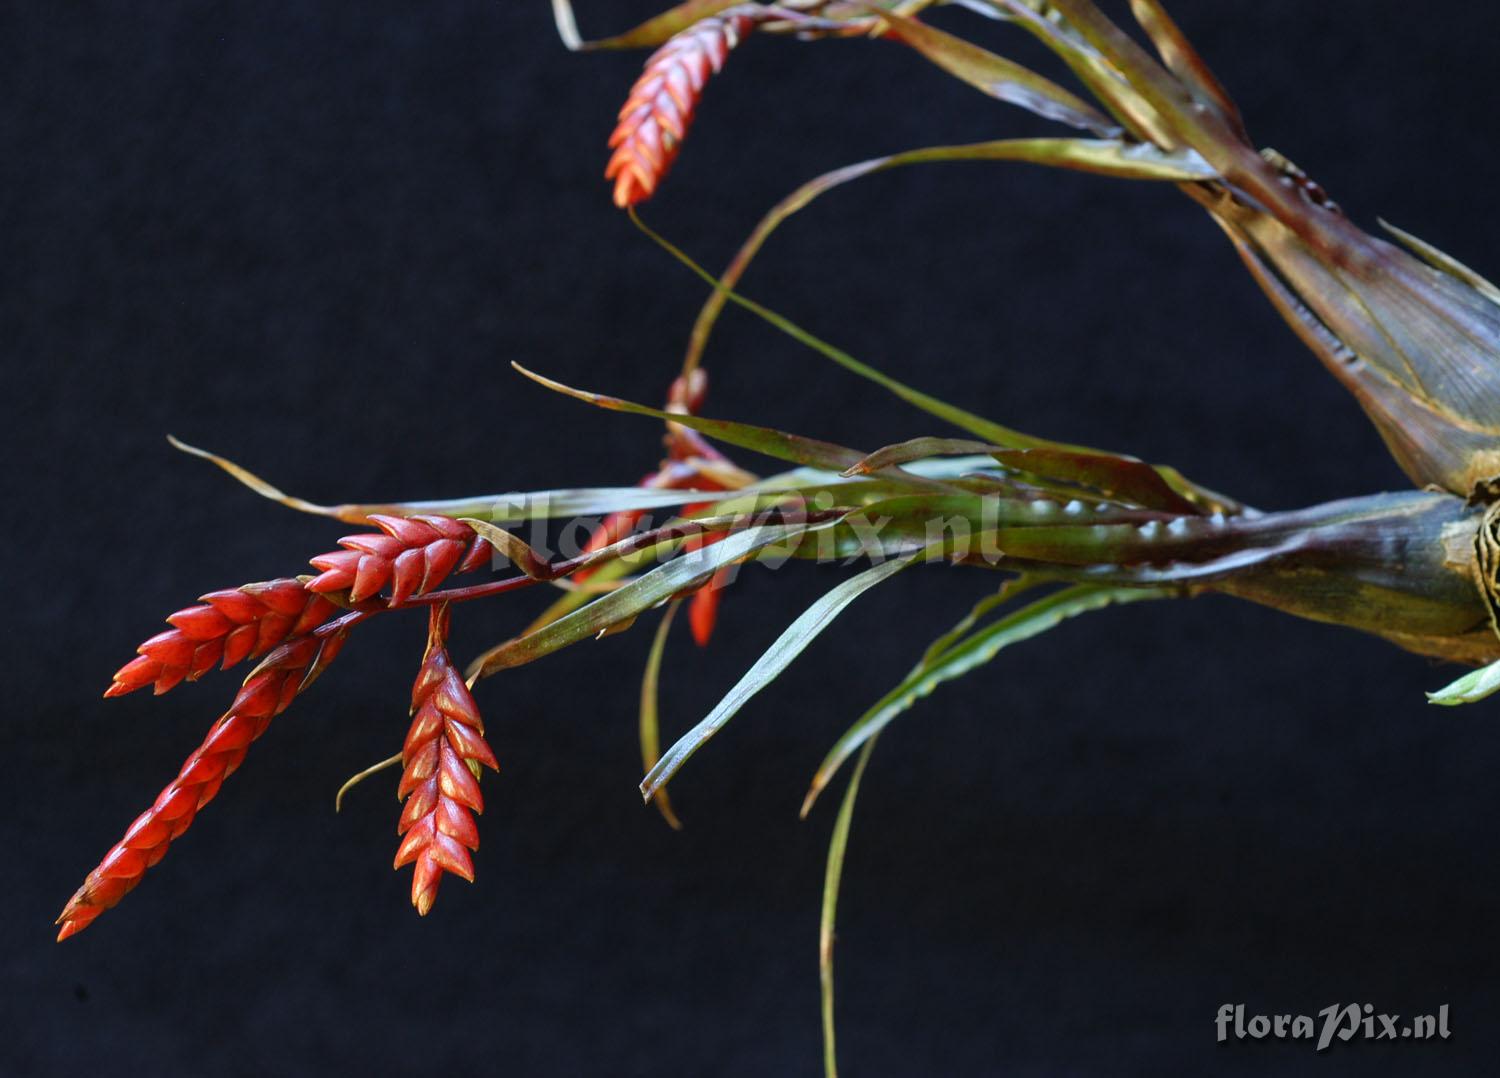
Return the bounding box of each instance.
[170,435,741,523]
[1427,659,1500,706]
[802,584,1168,814]
[1379,218,1500,308]
[875,8,1118,135]
[641,554,916,802]
[512,363,953,490]
[511,362,864,472]
[819,735,876,1078]
[550,0,740,51]
[459,519,553,579]
[640,599,686,829]
[635,215,1239,515]
[917,576,1042,669]
[468,521,822,679]
[1126,0,1246,139]
[676,138,1214,376]
[846,437,1205,514]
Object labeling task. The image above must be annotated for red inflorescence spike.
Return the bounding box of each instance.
[57,621,355,940]
[104,579,339,698]
[394,606,498,916]
[307,514,492,605]
[605,6,764,208]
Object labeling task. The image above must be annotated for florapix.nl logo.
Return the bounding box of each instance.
[1215,1004,1451,1051]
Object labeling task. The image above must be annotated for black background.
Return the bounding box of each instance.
[8,2,1500,1074]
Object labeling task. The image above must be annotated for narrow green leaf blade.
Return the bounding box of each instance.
[681,137,1215,374]
[512,362,880,476]
[551,0,739,51]
[639,215,1235,514]
[1427,659,1500,706]
[640,599,686,829]
[171,436,741,523]
[819,736,876,1078]
[877,9,1117,135]
[468,522,817,679]
[803,584,1168,813]
[641,555,916,802]
[917,577,1042,669]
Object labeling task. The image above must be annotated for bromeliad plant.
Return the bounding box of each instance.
[58,0,1500,1071]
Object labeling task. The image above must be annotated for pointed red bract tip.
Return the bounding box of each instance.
[394,607,497,916]
[59,621,354,938]
[604,8,762,208]
[306,515,489,605]
[103,579,338,699]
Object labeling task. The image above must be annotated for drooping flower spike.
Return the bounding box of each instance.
[57,614,358,940]
[59,515,499,939]
[394,605,499,915]
[105,579,339,698]
[605,5,766,207]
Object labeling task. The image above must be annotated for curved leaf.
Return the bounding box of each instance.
[876,9,1117,135]
[802,584,1168,814]
[512,363,874,474]
[679,137,1215,374]
[641,554,916,802]
[468,520,821,679]
[1428,659,1500,706]
[634,214,1237,514]
[640,599,686,828]
[171,435,740,523]
[551,0,740,51]
[819,736,876,1078]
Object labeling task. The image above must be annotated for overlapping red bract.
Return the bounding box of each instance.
[394,607,498,915]
[105,579,338,698]
[57,625,352,940]
[61,515,498,938]
[308,513,492,604]
[605,5,764,207]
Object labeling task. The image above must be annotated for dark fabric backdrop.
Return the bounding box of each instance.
[7,2,1500,1074]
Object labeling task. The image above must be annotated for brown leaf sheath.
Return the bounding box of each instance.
[605,5,764,207]
[394,606,498,916]
[105,579,339,698]
[57,615,359,940]
[307,514,492,605]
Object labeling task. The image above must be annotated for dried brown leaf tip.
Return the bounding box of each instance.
[605,5,764,207]
[105,579,338,698]
[57,618,356,940]
[308,514,492,604]
[395,605,498,916]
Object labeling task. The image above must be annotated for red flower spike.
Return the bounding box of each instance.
[394,605,497,916]
[306,514,490,605]
[605,6,765,208]
[57,619,355,940]
[105,578,339,698]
